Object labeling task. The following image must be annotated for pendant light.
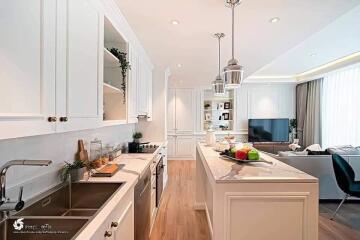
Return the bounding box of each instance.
[223,0,244,88]
[212,33,226,96]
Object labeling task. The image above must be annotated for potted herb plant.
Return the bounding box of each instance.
[132,132,143,143]
[128,132,143,153]
[61,159,87,182]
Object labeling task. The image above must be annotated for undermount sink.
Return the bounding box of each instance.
[1,182,124,240]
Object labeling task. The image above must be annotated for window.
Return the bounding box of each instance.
[321,63,360,148]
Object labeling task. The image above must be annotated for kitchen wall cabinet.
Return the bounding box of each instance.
[56,0,103,132]
[137,58,153,120]
[0,0,57,140]
[0,0,154,140]
[127,45,139,123]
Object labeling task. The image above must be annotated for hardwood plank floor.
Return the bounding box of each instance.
[150,160,360,240]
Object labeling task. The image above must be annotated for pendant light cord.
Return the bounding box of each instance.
[231,4,235,60]
[218,36,221,76]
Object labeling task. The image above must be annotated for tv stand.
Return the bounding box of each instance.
[253,142,290,154]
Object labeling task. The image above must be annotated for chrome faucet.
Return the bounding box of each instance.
[0,160,52,214]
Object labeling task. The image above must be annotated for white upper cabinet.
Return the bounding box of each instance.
[0,0,153,139]
[128,45,139,123]
[137,58,153,119]
[0,0,57,140]
[56,0,102,132]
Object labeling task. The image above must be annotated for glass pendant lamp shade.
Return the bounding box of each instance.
[223,58,244,88]
[213,33,226,95]
[212,75,225,96]
[223,0,244,88]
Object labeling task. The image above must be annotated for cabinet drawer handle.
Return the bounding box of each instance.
[59,116,68,122]
[111,222,118,228]
[104,230,112,237]
[47,116,57,122]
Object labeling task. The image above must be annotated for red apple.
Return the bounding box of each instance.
[235,150,247,160]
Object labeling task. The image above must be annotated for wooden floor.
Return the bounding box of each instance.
[150,160,360,240]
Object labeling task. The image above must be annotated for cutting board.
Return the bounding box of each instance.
[91,164,124,177]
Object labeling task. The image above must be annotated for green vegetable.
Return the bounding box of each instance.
[247,149,260,160]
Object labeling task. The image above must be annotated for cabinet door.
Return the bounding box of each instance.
[176,136,195,159]
[127,45,138,123]
[167,89,176,134]
[146,64,153,120]
[137,58,150,116]
[0,0,57,139]
[113,201,134,240]
[175,89,194,134]
[167,136,176,158]
[56,0,102,132]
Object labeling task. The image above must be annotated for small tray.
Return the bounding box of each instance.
[220,155,273,164]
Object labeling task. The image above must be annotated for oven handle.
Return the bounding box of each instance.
[139,181,150,198]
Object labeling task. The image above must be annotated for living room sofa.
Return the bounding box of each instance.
[270,154,360,200]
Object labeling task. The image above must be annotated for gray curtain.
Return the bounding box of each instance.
[296,83,308,146]
[296,78,323,147]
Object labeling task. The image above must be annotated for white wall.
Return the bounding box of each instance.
[137,67,169,142]
[236,83,296,132]
[0,124,135,201]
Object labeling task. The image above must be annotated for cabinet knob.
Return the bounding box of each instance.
[47,116,57,122]
[59,116,68,122]
[111,222,118,228]
[104,230,112,237]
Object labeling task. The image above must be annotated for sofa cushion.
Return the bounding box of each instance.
[326,145,360,155]
[278,151,308,157]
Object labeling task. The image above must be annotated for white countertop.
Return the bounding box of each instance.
[75,142,164,239]
[197,143,318,183]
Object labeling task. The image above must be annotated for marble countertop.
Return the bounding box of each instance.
[197,143,318,183]
[75,142,165,239]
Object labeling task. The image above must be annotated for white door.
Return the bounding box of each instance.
[167,136,176,158]
[175,89,194,134]
[56,0,102,132]
[176,136,195,159]
[0,0,57,139]
[113,201,134,240]
[127,45,138,123]
[167,89,176,134]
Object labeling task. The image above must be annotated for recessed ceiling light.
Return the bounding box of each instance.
[269,17,280,23]
[177,64,182,68]
[171,20,180,25]
[309,53,317,57]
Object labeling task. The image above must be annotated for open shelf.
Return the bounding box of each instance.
[203,89,235,131]
[103,82,121,94]
[104,48,119,68]
[102,16,127,124]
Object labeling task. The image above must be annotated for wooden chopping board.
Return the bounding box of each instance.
[92,164,124,177]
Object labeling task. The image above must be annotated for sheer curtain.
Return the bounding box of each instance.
[321,63,360,148]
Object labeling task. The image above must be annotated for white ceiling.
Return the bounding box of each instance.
[253,4,360,77]
[115,0,360,87]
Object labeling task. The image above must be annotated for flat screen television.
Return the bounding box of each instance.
[248,118,289,143]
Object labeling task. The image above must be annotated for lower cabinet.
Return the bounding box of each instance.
[167,135,195,160]
[113,201,134,240]
[90,187,134,240]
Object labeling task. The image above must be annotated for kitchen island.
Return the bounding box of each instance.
[195,143,319,240]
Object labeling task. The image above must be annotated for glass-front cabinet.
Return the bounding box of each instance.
[203,89,235,131]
